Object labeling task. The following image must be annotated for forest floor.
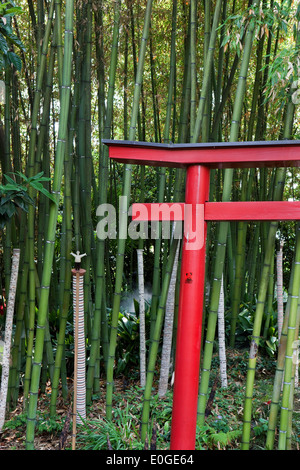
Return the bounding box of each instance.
[0,349,299,451]
[0,376,133,451]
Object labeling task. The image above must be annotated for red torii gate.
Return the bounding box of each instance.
[103,139,300,450]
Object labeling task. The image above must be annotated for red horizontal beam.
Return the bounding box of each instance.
[131,201,300,222]
[205,201,300,221]
[131,203,185,221]
[104,139,300,169]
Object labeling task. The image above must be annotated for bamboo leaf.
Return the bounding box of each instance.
[0,32,8,54]
[3,174,16,185]
[7,50,22,71]
[1,23,25,51]
[4,7,23,15]
[28,171,45,181]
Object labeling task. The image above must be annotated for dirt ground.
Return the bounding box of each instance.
[0,378,128,450]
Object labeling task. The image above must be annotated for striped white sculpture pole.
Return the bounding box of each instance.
[71,251,86,450]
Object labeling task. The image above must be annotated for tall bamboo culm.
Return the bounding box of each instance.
[241,97,295,450]
[105,0,153,420]
[25,0,74,449]
[197,0,260,427]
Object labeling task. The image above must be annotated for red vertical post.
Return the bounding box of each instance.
[170,164,210,450]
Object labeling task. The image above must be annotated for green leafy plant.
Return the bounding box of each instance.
[115,299,151,376]
[232,302,279,357]
[0,171,56,229]
[77,412,144,450]
[115,310,139,375]
[2,410,63,439]
[196,423,241,450]
[0,2,24,72]
[253,417,269,437]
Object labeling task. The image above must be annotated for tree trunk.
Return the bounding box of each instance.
[158,239,180,397]
[0,249,20,431]
[277,239,284,340]
[218,275,227,388]
[137,249,146,387]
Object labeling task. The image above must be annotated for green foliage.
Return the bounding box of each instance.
[2,411,27,434]
[1,350,296,450]
[0,2,24,72]
[261,2,300,110]
[115,310,140,375]
[220,0,297,57]
[196,423,241,450]
[115,299,151,376]
[77,414,144,451]
[229,301,279,357]
[78,385,173,450]
[253,417,269,437]
[0,171,56,229]
[3,410,63,437]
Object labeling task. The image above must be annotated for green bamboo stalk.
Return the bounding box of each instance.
[105,0,153,420]
[266,301,290,449]
[49,85,76,418]
[202,0,211,142]
[54,0,63,88]
[25,0,74,449]
[147,0,177,373]
[36,20,57,280]
[255,0,275,141]
[241,98,295,450]
[149,27,161,143]
[129,1,157,339]
[265,249,296,449]
[177,23,190,145]
[3,67,12,298]
[123,11,128,140]
[11,66,21,179]
[71,52,81,253]
[228,32,267,332]
[22,238,35,410]
[189,0,197,141]
[263,254,275,338]
[32,268,54,384]
[265,104,298,454]
[197,0,260,427]
[278,224,300,449]
[212,37,246,134]
[86,0,121,404]
[128,0,143,141]
[213,0,227,141]
[192,0,222,142]
[246,30,265,141]
[94,4,110,374]
[22,0,55,412]
[76,0,93,342]
[247,223,260,302]
[229,170,250,344]
[164,0,177,146]
[286,309,300,449]
[36,0,45,71]
[241,221,279,449]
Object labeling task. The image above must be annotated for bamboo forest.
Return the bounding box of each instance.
[0,0,300,452]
